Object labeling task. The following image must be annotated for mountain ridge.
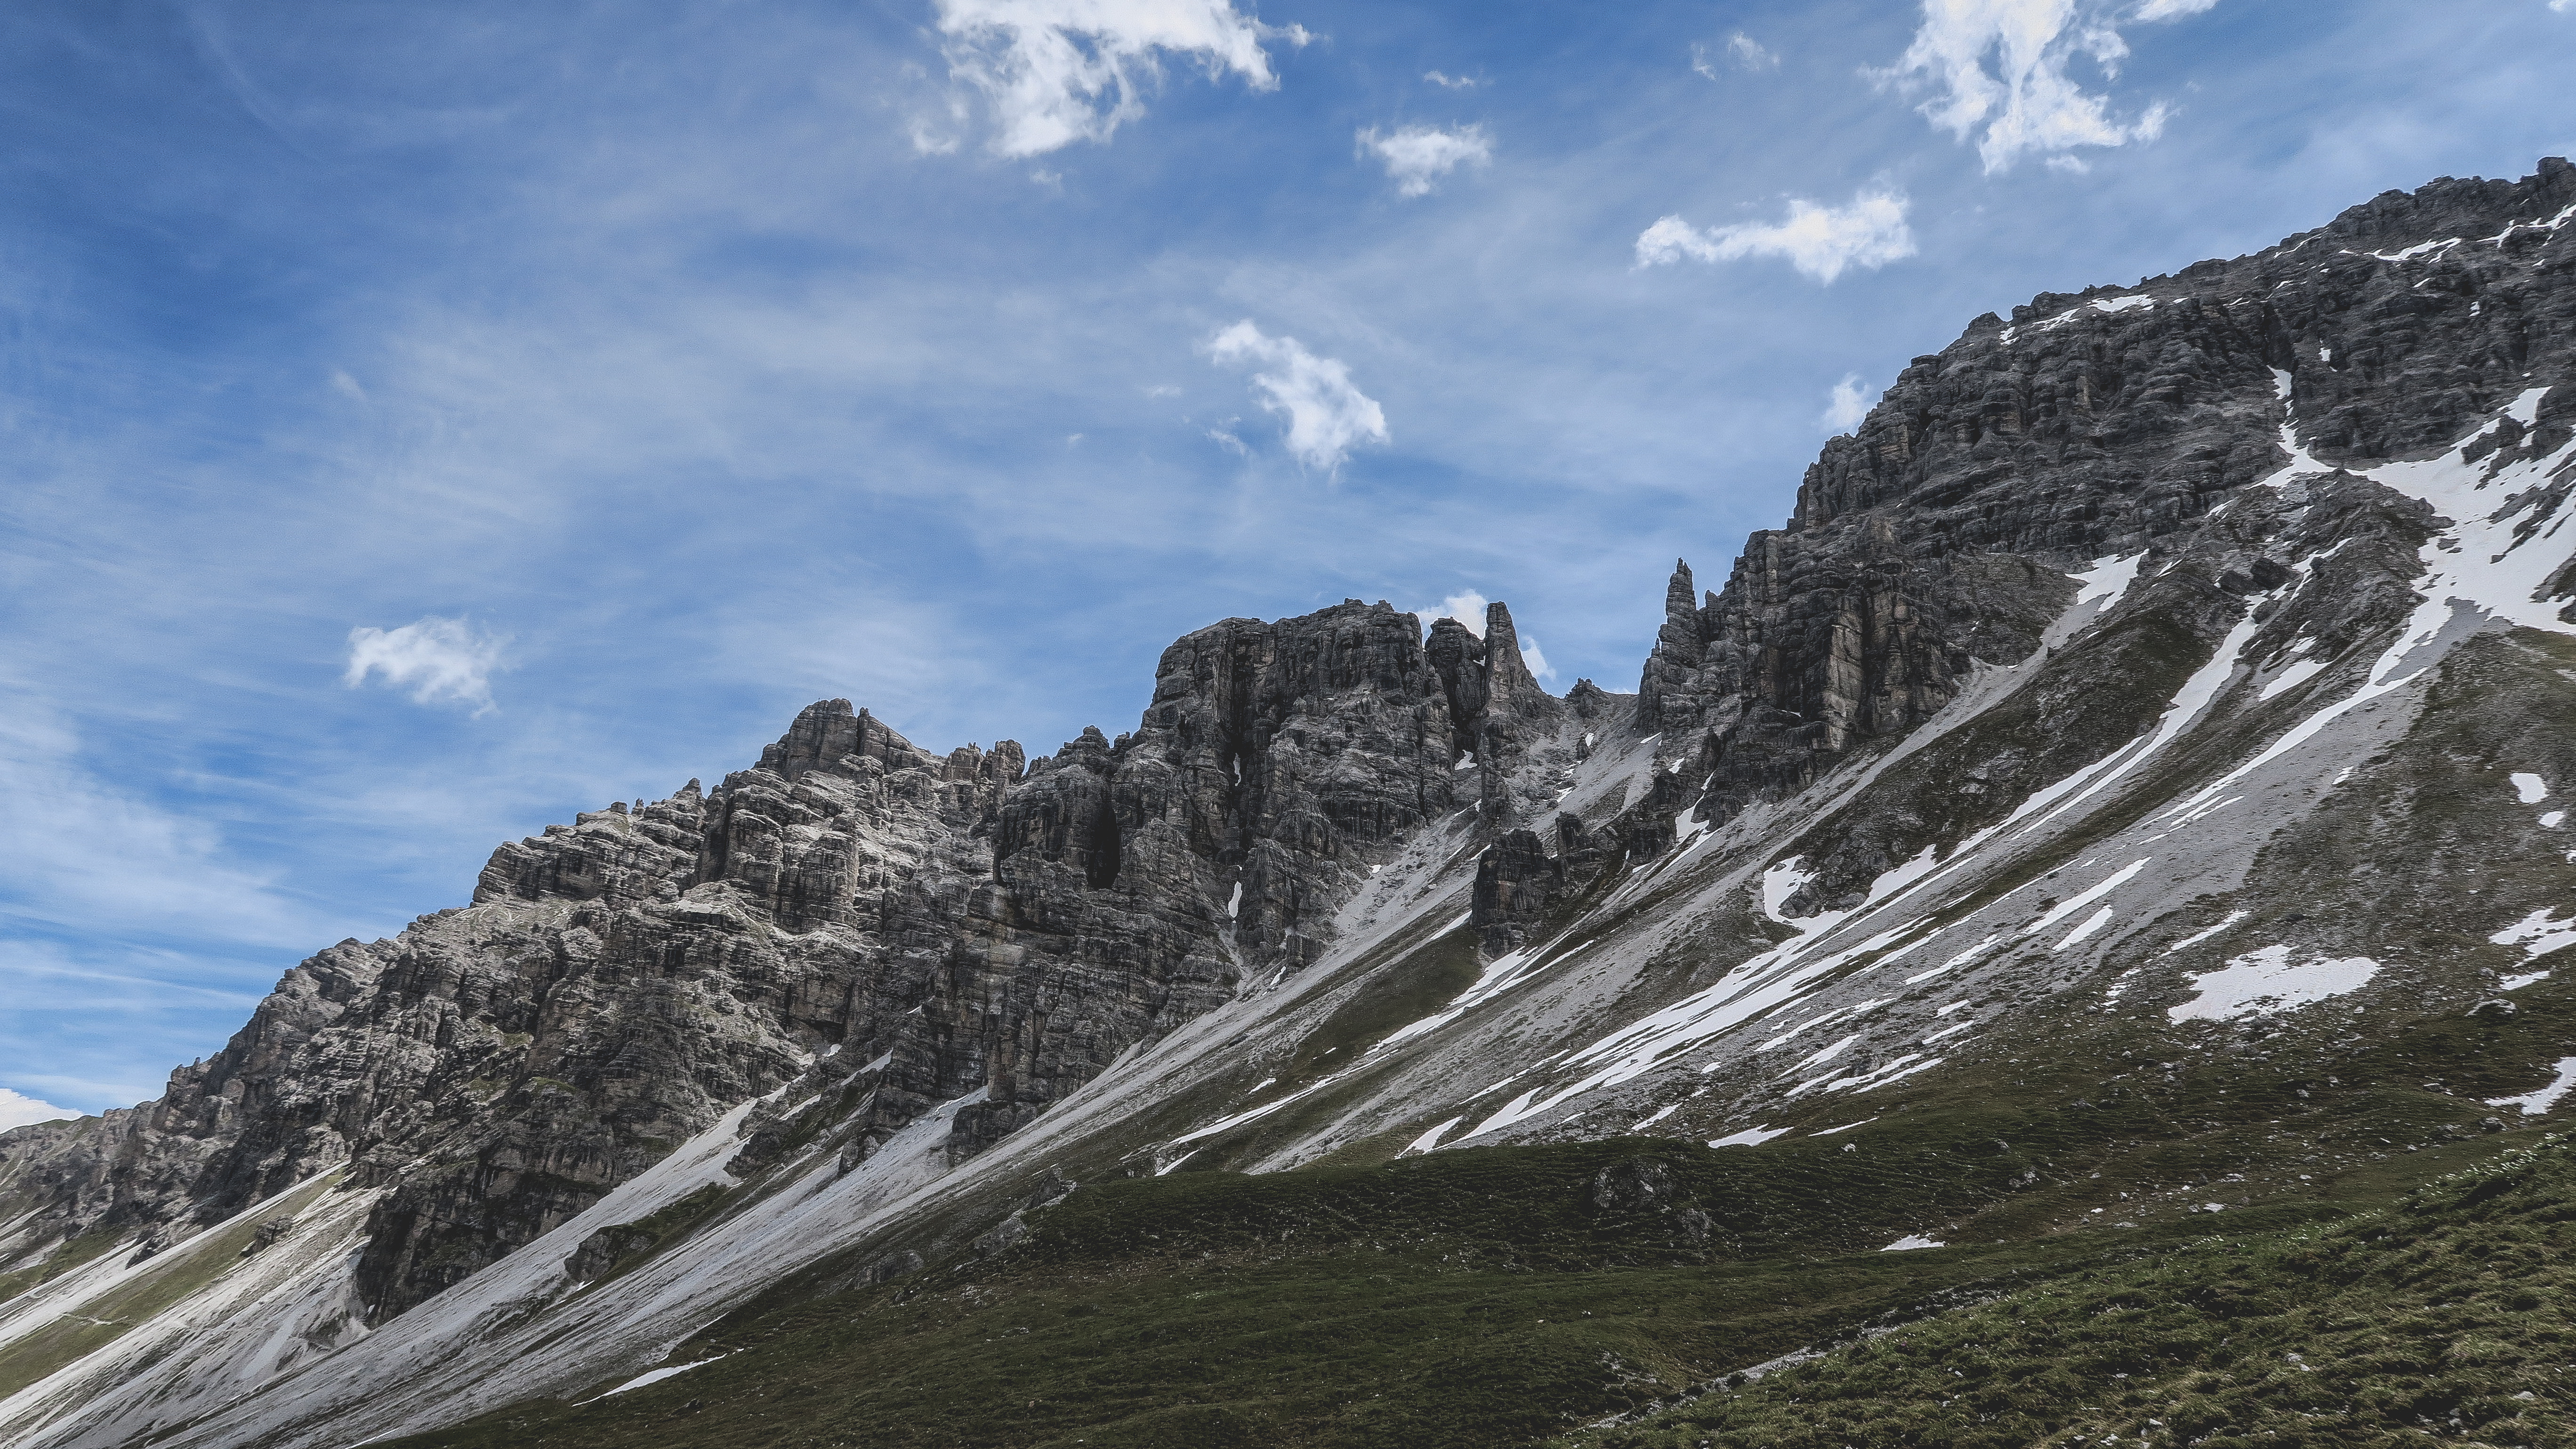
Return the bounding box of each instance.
[5,157,2576,1449]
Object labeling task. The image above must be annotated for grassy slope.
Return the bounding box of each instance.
[384,631,2576,1449]
[387,1026,2571,1449]
[1574,1136,2576,1449]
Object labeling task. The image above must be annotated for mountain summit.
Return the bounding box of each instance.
[6,160,2576,1449]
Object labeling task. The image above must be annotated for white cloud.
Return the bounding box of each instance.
[1414,589,1491,636]
[1821,374,1873,433]
[1877,0,2212,173]
[1696,31,1779,78]
[344,616,507,713]
[932,0,1309,158]
[1357,123,1493,198]
[1407,591,1554,679]
[1634,190,1916,283]
[0,1087,75,1130]
[1422,69,1480,89]
[1203,322,1389,470]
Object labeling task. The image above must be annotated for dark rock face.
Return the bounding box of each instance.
[1634,157,2576,840]
[1471,829,1562,954]
[8,157,2571,1351]
[0,600,1561,1323]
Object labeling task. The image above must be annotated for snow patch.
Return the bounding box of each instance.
[1881,1234,1945,1252]
[2168,946,2380,1021]
[1759,857,1815,922]
[2023,859,2150,938]
[2491,908,2576,962]
[1708,1124,1791,1148]
[2163,909,2251,956]
[2512,773,2550,805]
[2069,551,2145,609]
[2486,1058,2576,1116]
[1404,1116,1463,1154]
[2054,905,2117,951]
[596,1356,724,1400]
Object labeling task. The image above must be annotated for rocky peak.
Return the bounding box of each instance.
[1616,158,2576,845]
[757,698,939,781]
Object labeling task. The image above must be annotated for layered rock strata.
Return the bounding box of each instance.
[1631,157,2576,848]
[0,601,1561,1321]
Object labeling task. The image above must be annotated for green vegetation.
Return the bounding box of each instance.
[1579,1137,2576,1449]
[384,945,2576,1449]
[0,1172,339,1400]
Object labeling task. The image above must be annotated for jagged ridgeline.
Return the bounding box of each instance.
[5,161,2576,1449]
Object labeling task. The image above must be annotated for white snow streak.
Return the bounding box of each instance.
[2486,1058,2576,1116]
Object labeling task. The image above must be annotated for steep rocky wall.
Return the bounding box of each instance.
[1634,158,2576,835]
[0,601,1560,1324]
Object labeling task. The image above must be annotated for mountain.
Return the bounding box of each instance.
[5,159,2575,1449]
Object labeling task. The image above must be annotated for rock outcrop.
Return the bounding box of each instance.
[0,600,1560,1322]
[1633,157,2576,840]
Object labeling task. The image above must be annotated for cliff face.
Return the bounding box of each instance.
[0,600,1553,1322]
[1634,157,2576,844]
[6,161,2576,1449]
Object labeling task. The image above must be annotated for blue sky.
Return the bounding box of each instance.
[4,0,2572,1122]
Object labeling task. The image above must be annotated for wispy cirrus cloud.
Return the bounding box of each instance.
[1358,123,1493,197]
[928,0,1310,158]
[345,617,507,713]
[1876,0,2217,174]
[1635,190,1916,283]
[1204,321,1388,471]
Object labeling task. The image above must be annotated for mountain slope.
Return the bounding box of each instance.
[4,159,2576,1449]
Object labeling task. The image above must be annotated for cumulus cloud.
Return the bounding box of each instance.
[343,616,507,713]
[0,1087,74,1130]
[1203,321,1388,470]
[1822,374,1873,433]
[1634,190,1916,283]
[1877,0,2215,174]
[1422,69,1480,89]
[1408,591,1555,678]
[1358,123,1492,198]
[1414,589,1490,636]
[931,0,1309,158]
